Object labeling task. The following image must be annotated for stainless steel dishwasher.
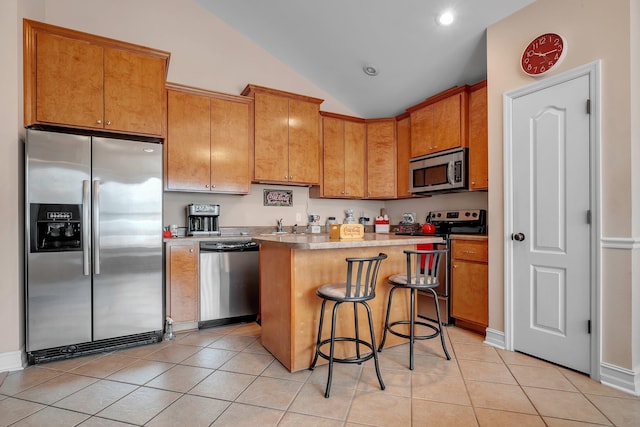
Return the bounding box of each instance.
[199,240,259,328]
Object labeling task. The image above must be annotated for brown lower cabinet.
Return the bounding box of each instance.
[451,238,488,334]
[165,241,199,328]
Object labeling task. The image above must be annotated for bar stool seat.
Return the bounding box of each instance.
[310,253,387,398]
[378,249,451,370]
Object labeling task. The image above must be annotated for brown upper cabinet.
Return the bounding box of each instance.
[366,118,397,199]
[313,112,366,199]
[242,85,323,185]
[407,86,469,158]
[395,113,414,199]
[23,19,170,139]
[468,81,488,191]
[165,83,252,194]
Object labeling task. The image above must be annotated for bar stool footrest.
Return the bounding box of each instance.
[315,337,376,364]
[386,319,440,341]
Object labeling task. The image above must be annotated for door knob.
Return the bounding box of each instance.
[512,232,525,241]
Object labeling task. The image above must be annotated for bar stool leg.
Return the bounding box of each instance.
[310,299,328,370]
[364,301,385,391]
[325,301,341,398]
[378,286,397,351]
[354,302,361,362]
[409,288,416,370]
[429,288,451,360]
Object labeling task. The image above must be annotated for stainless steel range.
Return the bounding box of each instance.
[396,209,487,325]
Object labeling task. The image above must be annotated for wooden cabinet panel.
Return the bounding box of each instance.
[451,239,488,263]
[344,121,366,198]
[366,119,396,199]
[166,241,198,324]
[103,48,166,136]
[166,84,251,194]
[24,19,169,138]
[451,261,488,326]
[468,81,488,190]
[210,98,251,193]
[433,93,465,152]
[321,116,346,197]
[408,86,468,158]
[319,115,365,198]
[243,85,323,185]
[288,98,320,184]
[396,115,413,199]
[166,90,211,191]
[451,239,488,332]
[254,92,290,182]
[35,31,104,128]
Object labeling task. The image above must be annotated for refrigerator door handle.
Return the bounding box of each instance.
[82,180,91,276]
[93,179,101,275]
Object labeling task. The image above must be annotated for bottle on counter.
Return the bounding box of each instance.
[326,216,337,233]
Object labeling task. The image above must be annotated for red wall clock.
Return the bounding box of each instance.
[521,33,566,76]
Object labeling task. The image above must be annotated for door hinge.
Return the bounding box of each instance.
[586,209,591,224]
[587,319,591,334]
[586,99,591,114]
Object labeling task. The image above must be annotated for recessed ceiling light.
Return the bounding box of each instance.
[437,10,455,26]
[363,64,379,76]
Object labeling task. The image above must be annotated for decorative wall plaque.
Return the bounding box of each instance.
[263,189,293,207]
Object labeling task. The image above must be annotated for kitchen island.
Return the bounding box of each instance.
[252,233,444,372]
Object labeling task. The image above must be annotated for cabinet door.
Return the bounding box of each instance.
[322,117,346,197]
[210,98,251,194]
[410,104,433,158]
[396,116,413,198]
[366,120,396,198]
[432,94,464,152]
[35,32,104,129]
[451,260,488,327]
[254,92,289,182]
[288,98,320,184]
[344,121,366,198]
[104,48,166,136]
[166,242,198,323]
[469,85,488,190]
[166,90,211,191]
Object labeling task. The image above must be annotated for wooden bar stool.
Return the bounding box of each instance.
[378,249,450,370]
[309,253,387,398]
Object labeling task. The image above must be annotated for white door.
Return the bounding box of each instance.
[511,74,591,373]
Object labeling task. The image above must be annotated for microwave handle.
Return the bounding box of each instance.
[447,161,455,184]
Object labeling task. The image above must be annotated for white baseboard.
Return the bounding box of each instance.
[0,348,26,372]
[484,328,505,349]
[600,362,640,396]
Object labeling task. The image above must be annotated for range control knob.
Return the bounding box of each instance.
[465,211,471,217]
[472,212,478,217]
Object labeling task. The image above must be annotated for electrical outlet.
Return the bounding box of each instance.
[295,212,302,222]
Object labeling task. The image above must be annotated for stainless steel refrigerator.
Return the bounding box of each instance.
[25,129,164,363]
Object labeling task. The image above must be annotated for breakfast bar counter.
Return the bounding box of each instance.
[252,233,444,372]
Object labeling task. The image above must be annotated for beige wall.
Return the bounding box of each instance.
[487,0,638,369]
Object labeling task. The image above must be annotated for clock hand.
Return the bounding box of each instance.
[540,48,559,56]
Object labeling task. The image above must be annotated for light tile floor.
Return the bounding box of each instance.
[1,323,639,426]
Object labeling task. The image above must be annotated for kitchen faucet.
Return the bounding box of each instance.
[277,218,283,233]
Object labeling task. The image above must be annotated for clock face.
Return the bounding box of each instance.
[521,33,566,76]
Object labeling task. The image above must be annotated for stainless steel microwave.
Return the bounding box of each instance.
[409,147,467,194]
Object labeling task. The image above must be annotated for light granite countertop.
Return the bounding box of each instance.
[252,233,444,250]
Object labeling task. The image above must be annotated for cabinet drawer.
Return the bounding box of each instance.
[451,240,487,262]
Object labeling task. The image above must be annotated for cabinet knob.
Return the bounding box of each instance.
[212,184,216,188]
[189,249,194,253]
[105,120,111,126]
[96,119,102,124]
[205,184,209,188]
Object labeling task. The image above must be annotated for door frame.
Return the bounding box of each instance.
[503,61,601,379]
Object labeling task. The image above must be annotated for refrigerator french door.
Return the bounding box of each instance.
[26,129,163,360]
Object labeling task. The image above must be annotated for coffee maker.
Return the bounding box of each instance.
[187,204,220,236]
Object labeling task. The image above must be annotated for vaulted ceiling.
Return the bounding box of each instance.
[197,0,534,118]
